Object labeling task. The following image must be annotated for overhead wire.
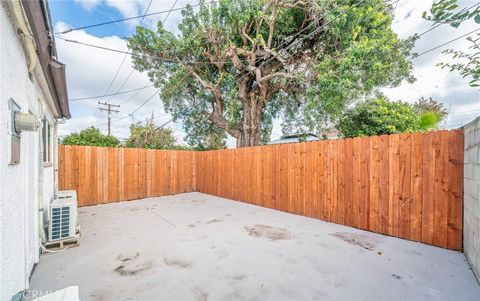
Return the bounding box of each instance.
[69,84,155,101]
[416,1,480,38]
[104,0,154,104]
[109,0,180,106]
[413,27,480,58]
[56,1,217,34]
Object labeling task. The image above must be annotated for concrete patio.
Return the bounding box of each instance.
[30,192,480,300]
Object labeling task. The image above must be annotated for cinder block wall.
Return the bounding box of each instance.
[464,116,480,282]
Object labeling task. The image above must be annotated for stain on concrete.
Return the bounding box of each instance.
[116,252,140,262]
[225,213,232,216]
[206,219,223,224]
[89,289,106,301]
[245,224,293,241]
[164,257,192,269]
[188,223,197,228]
[130,207,139,212]
[193,287,209,301]
[216,249,229,259]
[232,273,246,281]
[330,232,378,251]
[113,261,153,276]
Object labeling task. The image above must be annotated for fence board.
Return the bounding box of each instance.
[58,130,463,250]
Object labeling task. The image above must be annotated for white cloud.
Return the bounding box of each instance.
[54,21,175,140]
[74,0,102,11]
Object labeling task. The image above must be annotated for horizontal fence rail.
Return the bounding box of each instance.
[58,146,196,206]
[58,130,464,250]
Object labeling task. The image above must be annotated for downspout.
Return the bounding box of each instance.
[37,100,46,244]
[8,0,37,73]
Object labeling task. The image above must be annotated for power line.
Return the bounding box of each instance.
[98,54,128,103]
[416,2,480,38]
[113,69,192,123]
[69,84,155,101]
[108,0,179,106]
[413,27,480,58]
[104,0,154,104]
[55,35,245,65]
[163,0,179,24]
[56,1,217,34]
[120,82,154,105]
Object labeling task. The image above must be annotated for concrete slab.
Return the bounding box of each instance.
[30,193,480,300]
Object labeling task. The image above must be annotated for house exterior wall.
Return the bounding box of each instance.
[464,116,480,283]
[0,3,57,300]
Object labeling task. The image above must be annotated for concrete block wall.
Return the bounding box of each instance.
[464,116,480,282]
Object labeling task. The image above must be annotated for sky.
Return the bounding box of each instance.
[50,0,480,147]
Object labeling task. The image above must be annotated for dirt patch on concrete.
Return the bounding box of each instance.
[193,288,209,301]
[232,273,247,281]
[164,257,192,269]
[113,252,152,276]
[116,252,139,262]
[113,261,153,276]
[330,232,378,251]
[205,219,223,224]
[245,224,293,241]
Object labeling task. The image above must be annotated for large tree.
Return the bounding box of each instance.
[128,0,414,147]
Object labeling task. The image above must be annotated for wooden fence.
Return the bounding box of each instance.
[195,130,464,251]
[58,130,464,250]
[58,146,196,206]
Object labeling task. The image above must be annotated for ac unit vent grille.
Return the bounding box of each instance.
[50,206,71,240]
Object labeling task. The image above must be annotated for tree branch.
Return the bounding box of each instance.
[258,72,296,83]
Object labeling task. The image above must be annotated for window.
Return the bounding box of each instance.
[42,119,51,163]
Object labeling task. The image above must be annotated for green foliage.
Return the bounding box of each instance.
[338,98,422,138]
[419,112,440,130]
[412,97,448,124]
[193,131,228,150]
[423,0,480,87]
[61,127,119,147]
[126,118,177,149]
[127,0,414,146]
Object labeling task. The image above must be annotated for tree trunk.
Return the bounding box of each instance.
[236,94,263,148]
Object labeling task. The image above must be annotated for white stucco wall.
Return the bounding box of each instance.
[1,3,57,300]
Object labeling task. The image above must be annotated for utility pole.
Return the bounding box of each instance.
[98,102,120,135]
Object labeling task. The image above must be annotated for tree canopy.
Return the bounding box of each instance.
[412,97,448,125]
[337,97,442,138]
[126,117,178,149]
[128,0,414,147]
[61,127,120,147]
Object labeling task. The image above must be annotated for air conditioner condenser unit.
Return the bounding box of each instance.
[48,190,78,241]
